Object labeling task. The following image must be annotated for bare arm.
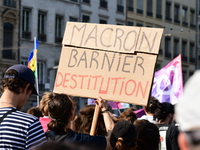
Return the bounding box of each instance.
[96,96,115,150]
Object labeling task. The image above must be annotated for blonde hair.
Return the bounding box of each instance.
[39,92,52,116]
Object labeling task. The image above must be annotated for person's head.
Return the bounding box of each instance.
[117,107,137,124]
[47,93,75,133]
[1,64,37,95]
[1,64,37,109]
[74,104,107,136]
[145,97,160,115]
[136,122,160,150]
[134,119,150,129]
[110,120,137,150]
[27,107,43,118]
[176,70,200,150]
[154,102,174,124]
[40,92,52,116]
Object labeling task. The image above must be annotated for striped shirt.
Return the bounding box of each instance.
[0,107,46,150]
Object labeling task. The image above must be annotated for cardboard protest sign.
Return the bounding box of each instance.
[54,22,163,106]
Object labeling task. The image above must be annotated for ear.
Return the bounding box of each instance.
[24,83,31,94]
[178,132,189,150]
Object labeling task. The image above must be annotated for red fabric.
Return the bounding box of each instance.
[39,117,51,132]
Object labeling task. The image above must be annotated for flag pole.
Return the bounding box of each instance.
[34,37,40,106]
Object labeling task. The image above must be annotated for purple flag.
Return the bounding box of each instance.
[152,55,183,104]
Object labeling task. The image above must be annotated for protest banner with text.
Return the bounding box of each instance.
[54,22,163,106]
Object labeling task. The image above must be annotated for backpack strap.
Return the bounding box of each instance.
[0,108,17,124]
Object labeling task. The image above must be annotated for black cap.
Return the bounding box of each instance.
[110,121,137,147]
[4,64,38,95]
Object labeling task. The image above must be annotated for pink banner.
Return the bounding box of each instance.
[151,55,183,104]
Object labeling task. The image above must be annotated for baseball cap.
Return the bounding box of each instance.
[4,64,38,95]
[176,70,200,131]
[110,120,137,147]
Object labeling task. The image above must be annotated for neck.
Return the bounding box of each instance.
[0,89,19,109]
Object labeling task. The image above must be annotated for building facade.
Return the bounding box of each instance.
[0,0,20,82]
[127,0,197,83]
[20,0,81,110]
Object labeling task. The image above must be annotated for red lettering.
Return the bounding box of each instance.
[63,73,71,88]
[55,72,63,87]
[125,79,136,96]
[136,81,149,98]
[111,77,123,94]
[70,74,77,89]
[119,77,125,95]
[87,75,92,90]
[99,77,110,94]
[92,76,102,90]
[79,75,88,89]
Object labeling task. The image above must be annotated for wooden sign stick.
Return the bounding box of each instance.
[90,104,100,136]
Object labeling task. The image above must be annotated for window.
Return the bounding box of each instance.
[99,19,107,24]
[182,70,187,84]
[165,1,171,21]
[82,15,90,22]
[2,23,14,59]
[182,7,188,26]
[174,4,180,23]
[100,0,107,8]
[190,42,195,63]
[70,0,78,2]
[128,0,133,12]
[70,17,78,22]
[38,11,47,42]
[173,38,179,58]
[137,0,143,14]
[127,21,133,26]
[22,8,31,39]
[21,60,46,91]
[147,0,153,16]
[165,37,171,58]
[182,40,187,62]
[4,0,16,7]
[190,9,195,28]
[82,0,90,4]
[156,0,162,19]
[117,0,124,13]
[55,15,63,43]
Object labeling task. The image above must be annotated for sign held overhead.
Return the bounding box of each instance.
[54,22,163,106]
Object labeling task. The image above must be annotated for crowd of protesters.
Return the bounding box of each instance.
[0,64,200,150]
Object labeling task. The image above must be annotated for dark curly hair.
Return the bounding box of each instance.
[145,97,160,114]
[1,69,35,94]
[153,102,174,122]
[117,107,137,124]
[47,93,75,133]
[74,105,107,136]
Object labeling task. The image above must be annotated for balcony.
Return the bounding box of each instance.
[190,23,196,28]
[165,52,171,58]
[22,31,31,39]
[2,49,15,59]
[189,57,195,63]
[82,0,90,3]
[100,1,107,8]
[38,34,46,42]
[182,21,188,26]
[182,56,188,62]
[174,19,180,24]
[128,6,133,12]
[117,5,124,13]
[165,16,172,22]
[147,11,153,17]
[137,9,143,14]
[4,0,16,8]
[156,14,162,19]
[55,37,63,43]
